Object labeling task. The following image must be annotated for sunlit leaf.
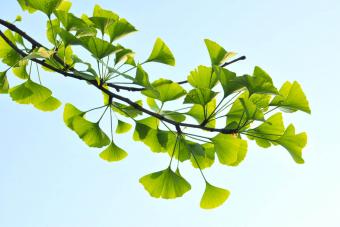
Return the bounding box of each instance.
[200,182,230,209]
[241,66,279,96]
[204,39,235,65]
[0,71,9,94]
[63,103,84,129]
[184,88,217,106]
[214,66,244,98]
[107,18,137,42]
[189,143,215,169]
[187,65,218,89]
[80,36,118,59]
[99,142,128,162]
[142,78,186,103]
[146,38,175,66]
[246,113,285,148]
[139,167,191,199]
[9,79,52,105]
[187,98,216,128]
[277,124,307,164]
[71,116,110,148]
[116,120,132,134]
[212,133,248,166]
[0,30,21,66]
[24,0,62,16]
[270,81,311,114]
[112,100,143,118]
[34,96,61,112]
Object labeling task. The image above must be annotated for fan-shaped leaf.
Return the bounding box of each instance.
[184,88,217,106]
[24,0,62,16]
[116,120,132,134]
[71,116,110,148]
[187,65,218,89]
[142,79,186,103]
[9,79,52,105]
[0,71,9,94]
[200,182,230,209]
[146,38,175,66]
[107,18,137,42]
[100,142,128,162]
[212,134,248,166]
[277,124,307,164]
[139,167,191,199]
[80,36,118,59]
[246,113,285,148]
[204,39,235,65]
[270,81,311,114]
[34,96,61,112]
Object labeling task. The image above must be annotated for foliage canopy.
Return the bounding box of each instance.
[0,0,310,209]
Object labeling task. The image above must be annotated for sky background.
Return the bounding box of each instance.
[1,0,340,226]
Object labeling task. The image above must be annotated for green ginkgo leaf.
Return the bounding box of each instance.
[142,79,186,103]
[187,98,216,128]
[200,182,230,209]
[146,38,175,66]
[226,93,265,129]
[71,116,110,148]
[56,0,72,12]
[93,4,119,20]
[89,16,115,35]
[241,66,279,96]
[0,71,9,94]
[187,65,218,89]
[63,103,84,129]
[99,142,128,162]
[214,66,244,98]
[80,36,118,59]
[58,28,81,46]
[46,18,60,45]
[277,124,307,164]
[270,81,311,114]
[116,120,132,134]
[204,39,236,65]
[184,88,218,106]
[161,110,186,123]
[189,143,215,169]
[24,0,62,16]
[12,64,29,80]
[111,100,143,118]
[0,30,21,66]
[9,79,52,105]
[33,96,61,112]
[135,65,151,88]
[17,0,36,13]
[212,134,248,166]
[139,167,191,199]
[115,45,134,65]
[133,119,168,153]
[246,113,285,148]
[107,18,137,42]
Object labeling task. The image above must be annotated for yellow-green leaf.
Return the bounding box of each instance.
[200,182,230,209]
[99,142,128,162]
[212,134,248,166]
[33,96,61,112]
[116,120,132,134]
[270,81,311,114]
[146,38,175,66]
[139,167,191,199]
[204,39,235,65]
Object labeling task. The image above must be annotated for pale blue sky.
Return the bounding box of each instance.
[1,0,339,227]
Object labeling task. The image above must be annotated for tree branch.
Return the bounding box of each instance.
[0,25,237,135]
[0,19,246,93]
